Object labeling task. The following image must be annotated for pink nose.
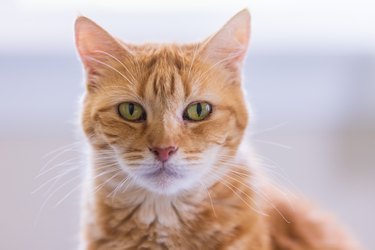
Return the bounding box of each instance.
[149,146,178,162]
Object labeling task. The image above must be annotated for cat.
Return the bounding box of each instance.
[75,9,361,250]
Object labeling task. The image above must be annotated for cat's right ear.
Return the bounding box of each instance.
[75,16,131,82]
[200,9,250,75]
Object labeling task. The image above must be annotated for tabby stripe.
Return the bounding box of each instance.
[152,75,158,96]
[124,155,143,161]
[170,73,175,95]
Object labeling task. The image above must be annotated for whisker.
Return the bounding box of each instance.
[223,171,290,223]
[42,142,81,159]
[32,166,79,194]
[35,157,82,179]
[214,176,267,217]
[194,49,243,84]
[93,171,122,194]
[90,168,120,181]
[200,181,217,218]
[40,145,80,173]
[54,183,83,207]
[188,44,200,80]
[35,174,82,226]
[109,175,130,201]
[93,50,137,83]
[86,56,133,84]
[252,139,291,150]
[249,122,289,136]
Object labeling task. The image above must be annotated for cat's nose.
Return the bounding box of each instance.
[149,146,178,162]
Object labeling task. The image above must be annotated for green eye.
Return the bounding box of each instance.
[184,102,212,121]
[118,102,146,122]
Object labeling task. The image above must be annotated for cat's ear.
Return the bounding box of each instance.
[201,9,250,73]
[75,16,131,80]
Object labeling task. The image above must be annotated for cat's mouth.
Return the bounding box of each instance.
[124,161,198,194]
[142,165,184,179]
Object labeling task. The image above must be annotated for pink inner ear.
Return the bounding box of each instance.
[201,9,250,71]
[75,17,108,54]
[75,16,136,79]
[75,16,124,71]
[84,60,101,77]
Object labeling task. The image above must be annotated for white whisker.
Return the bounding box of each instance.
[54,183,83,207]
[200,181,217,218]
[93,50,137,84]
[252,139,291,150]
[32,166,79,194]
[86,56,133,84]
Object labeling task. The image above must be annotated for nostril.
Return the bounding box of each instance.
[148,147,159,155]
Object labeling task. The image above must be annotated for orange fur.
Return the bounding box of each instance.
[75,10,361,250]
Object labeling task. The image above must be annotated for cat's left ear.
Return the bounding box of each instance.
[201,9,250,73]
[75,16,132,83]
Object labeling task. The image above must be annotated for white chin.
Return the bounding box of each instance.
[138,171,195,195]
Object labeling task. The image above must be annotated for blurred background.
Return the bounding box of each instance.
[0,0,374,249]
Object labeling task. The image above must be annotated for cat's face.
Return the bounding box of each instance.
[76,10,250,195]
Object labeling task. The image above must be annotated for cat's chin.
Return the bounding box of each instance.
[133,167,198,196]
[142,166,185,180]
[138,174,191,196]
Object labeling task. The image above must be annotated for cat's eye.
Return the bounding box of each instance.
[183,102,212,121]
[118,102,146,122]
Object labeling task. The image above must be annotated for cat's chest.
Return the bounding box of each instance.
[95,200,226,250]
[105,218,223,250]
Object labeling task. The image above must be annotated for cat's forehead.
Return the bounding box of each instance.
[131,45,213,103]
[97,43,223,110]
[130,43,201,60]
[132,44,200,73]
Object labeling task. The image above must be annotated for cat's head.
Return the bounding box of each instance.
[75,10,250,195]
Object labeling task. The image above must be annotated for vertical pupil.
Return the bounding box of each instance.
[128,103,135,115]
[196,103,202,116]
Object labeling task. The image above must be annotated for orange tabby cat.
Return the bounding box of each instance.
[75,9,361,250]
